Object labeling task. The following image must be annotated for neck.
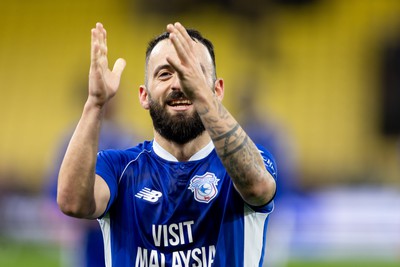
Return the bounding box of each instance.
[154,131,211,162]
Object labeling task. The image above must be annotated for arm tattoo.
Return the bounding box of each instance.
[220,135,249,159]
[200,96,268,194]
[212,123,240,142]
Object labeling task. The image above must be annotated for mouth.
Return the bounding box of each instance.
[167,99,193,107]
[166,98,193,112]
[165,91,193,111]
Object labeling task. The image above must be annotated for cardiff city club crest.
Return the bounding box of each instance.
[188,172,220,203]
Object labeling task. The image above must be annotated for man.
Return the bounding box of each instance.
[57,22,277,266]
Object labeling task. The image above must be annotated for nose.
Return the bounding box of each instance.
[171,74,181,91]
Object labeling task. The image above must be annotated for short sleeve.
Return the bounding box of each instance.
[258,145,278,180]
[96,149,122,218]
[250,145,278,213]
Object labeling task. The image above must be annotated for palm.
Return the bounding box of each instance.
[88,23,125,106]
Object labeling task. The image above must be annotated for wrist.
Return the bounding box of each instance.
[193,89,218,115]
[85,95,108,109]
[83,99,107,118]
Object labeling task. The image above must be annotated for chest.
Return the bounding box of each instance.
[114,159,233,222]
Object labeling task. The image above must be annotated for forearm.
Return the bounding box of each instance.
[196,94,276,206]
[57,101,104,218]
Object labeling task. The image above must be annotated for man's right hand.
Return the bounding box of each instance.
[88,22,126,107]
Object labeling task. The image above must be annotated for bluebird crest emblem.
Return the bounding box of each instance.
[188,172,220,203]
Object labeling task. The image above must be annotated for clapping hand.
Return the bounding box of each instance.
[88,22,126,107]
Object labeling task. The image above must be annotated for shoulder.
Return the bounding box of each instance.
[97,140,153,164]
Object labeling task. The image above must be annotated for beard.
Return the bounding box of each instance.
[149,92,206,145]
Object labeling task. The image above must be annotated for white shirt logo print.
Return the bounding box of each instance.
[135,187,162,203]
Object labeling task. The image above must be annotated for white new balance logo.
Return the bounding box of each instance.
[135,187,162,203]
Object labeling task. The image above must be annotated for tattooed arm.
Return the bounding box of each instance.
[166,23,276,206]
[200,94,276,206]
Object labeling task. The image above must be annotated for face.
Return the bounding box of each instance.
[141,39,216,144]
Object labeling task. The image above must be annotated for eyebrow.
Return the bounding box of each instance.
[153,63,208,79]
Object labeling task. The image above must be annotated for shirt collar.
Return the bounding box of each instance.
[152,139,214,162]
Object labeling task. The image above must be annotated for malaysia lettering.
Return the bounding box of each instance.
[135,245,216,267]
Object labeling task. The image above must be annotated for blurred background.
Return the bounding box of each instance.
[0,0,400,266]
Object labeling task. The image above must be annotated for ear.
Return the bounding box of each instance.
[214,78,224,101]
[139,85,150,110]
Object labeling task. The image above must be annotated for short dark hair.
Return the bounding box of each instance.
[145,28,217,81]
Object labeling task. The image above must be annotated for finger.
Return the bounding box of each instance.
[174,22,193,49]
[166,55,184,77]
[168,23,192,58]
[96,23,107,47]
[96,23,107,56]
[112,58,126,77]
[169,31,190,65]
[103,27,107,47]
[91,28,101,66]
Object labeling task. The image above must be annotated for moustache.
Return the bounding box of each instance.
[165,91,188,103]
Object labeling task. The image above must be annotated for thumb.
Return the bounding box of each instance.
[112,58,126,77]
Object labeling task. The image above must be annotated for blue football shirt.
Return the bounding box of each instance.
[96,140,277,267]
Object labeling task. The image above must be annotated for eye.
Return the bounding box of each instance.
[158,71,172,79]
